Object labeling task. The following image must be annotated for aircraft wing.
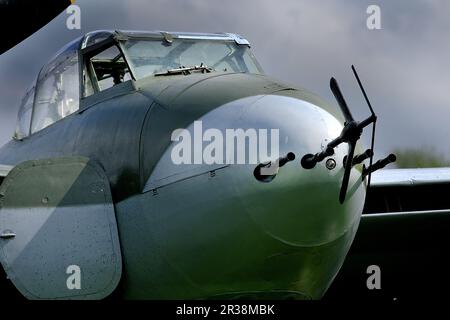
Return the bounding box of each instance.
[326,168,450,300]
[0,0,73,55]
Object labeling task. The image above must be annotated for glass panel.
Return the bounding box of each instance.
[87,45,131,96]
[123,39,263,79]
[31,55,79,133]
[14,87,34,139]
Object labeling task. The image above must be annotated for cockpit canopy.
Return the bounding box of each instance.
[14,30,263,139]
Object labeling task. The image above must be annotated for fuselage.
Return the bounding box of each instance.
[0,31,367,299]
[0,71,366,299]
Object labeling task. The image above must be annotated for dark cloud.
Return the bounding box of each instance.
[1,0,450,159]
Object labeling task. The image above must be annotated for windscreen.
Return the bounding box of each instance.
[122,38,263,79]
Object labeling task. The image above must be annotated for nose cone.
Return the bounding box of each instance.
[230,94,365,246]
[147,94,365,246]
[139,93,366,299]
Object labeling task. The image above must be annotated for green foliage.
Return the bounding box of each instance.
[393,147,450,168]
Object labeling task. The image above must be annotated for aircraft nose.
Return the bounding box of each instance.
[137,94,367,298]
[146,94,365,247]
[219,94,365,246]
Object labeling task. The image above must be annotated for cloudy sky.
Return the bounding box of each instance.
[1,0,450,159]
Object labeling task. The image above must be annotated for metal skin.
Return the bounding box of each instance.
[0,157,122,299]
[0,31,367,299]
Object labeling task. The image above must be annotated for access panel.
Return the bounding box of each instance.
[0,157,122,299]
